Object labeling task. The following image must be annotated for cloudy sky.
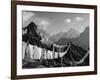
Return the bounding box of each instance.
[22,11,89,36]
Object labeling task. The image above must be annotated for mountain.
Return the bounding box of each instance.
[75,27,89,50]
[49,28,80,43]
[63,28,80,38]
[38,29,50,38]
[56,27,89,50]
[49,32,64,42]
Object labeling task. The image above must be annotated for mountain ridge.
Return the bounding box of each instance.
[49,28,80,43]
[49,27,89,50]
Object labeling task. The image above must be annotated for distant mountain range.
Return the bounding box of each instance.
[49,28,80,42]
[49,27,89,50]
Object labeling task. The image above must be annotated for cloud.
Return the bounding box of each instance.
[65,18,72,23]
[39,20,50,30]
[22,11,35,23]
[75,17,83,22]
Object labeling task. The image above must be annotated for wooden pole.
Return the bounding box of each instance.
[60,46,63,67]
[53,44,55,59]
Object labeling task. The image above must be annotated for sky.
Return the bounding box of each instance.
[22,11,89,36]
